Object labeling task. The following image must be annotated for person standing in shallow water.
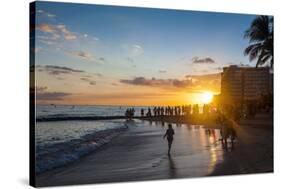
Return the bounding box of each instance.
[163,124,175,155]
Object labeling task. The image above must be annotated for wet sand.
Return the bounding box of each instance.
[36,113,273,187]
[210,113,273,176]
[36,121,224,187]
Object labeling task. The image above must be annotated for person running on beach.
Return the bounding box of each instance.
[163,124,175,155]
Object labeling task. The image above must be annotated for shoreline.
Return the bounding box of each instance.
[35,113,273,187]
[35,120,224,187]
[36,114,218,125]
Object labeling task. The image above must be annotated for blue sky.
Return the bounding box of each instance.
[33,1,258,105]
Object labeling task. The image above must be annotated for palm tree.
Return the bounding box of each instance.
[244,16,273,68]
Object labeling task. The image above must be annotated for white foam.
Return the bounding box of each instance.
[36,125,128,174]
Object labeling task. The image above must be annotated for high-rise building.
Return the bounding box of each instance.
[220,65,272,105]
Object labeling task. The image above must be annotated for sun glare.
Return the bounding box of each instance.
[200,92,214,104]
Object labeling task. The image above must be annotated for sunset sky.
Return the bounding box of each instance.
[33,1,257,106]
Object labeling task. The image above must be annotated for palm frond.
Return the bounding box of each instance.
[244,15,273,68]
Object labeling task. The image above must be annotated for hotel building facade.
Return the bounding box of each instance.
[219,65,272,106]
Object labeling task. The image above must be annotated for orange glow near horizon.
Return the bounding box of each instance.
[36,90,218,106]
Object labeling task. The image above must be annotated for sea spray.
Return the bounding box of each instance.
[36,125,128,174]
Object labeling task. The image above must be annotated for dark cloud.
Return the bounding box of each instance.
[120,73,221,92]
[120,77,192,88]
[68,51,105,64]
[172,79,192,88]
[36,92,71,100]
[84,92,176,100]
[99,57,106,62]
[80,77,96,85]
[192,57,216,64]
[69,51,93,61]
[37,65,85,75]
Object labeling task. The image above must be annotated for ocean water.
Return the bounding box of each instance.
[35,105,140,173]
[35,119,132,173]
[35,105,218,174]
[36,105,147,120]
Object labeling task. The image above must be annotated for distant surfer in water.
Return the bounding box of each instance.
[163,124,175,155]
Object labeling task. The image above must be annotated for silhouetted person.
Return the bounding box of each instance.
[141,108,144,117]
[163,124,175,155]
[228,126,237,150]
[147,108,152,117]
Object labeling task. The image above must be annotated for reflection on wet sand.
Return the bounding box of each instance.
[37,120,227,186]
[155,121,225,176]
[168,155,177,178]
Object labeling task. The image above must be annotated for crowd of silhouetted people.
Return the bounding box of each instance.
[124,104,213,119]
[140,104,212,117]
[124,104,238,151]
[125,108,135,119]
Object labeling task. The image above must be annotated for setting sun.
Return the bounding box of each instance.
[199,92,214,104]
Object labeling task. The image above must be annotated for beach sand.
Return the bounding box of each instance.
[36,114,273,187]
[210,113,273,176]
[36,120,224,187]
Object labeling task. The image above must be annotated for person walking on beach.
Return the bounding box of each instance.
[163,124,175,155]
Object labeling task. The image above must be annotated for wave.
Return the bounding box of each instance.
[36,115,131,122]
[36,124,129,174]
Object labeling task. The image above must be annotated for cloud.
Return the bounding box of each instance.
[82,92,178,101]
[56,24,77,40]
[185,73,221,91]
[36,23,77,41]
[36,23,56,33]
[36,9,56,18]
[120,73,221,92]
[192,56,216,64]
[36,92,72,100]
[39,40,57,45]
[80,77,96,85]
[37,10,44,13]
[123,44,144,57]
[98,57,106,63]
[68,51,105,63]
[69,51,93,61]
[131,45,143,56]
[92,37,99,41]
[120,77,192,88]
[47,14,56,18]
[37,65,85,75]
[82,73,103,78]
[185,73,220,80]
